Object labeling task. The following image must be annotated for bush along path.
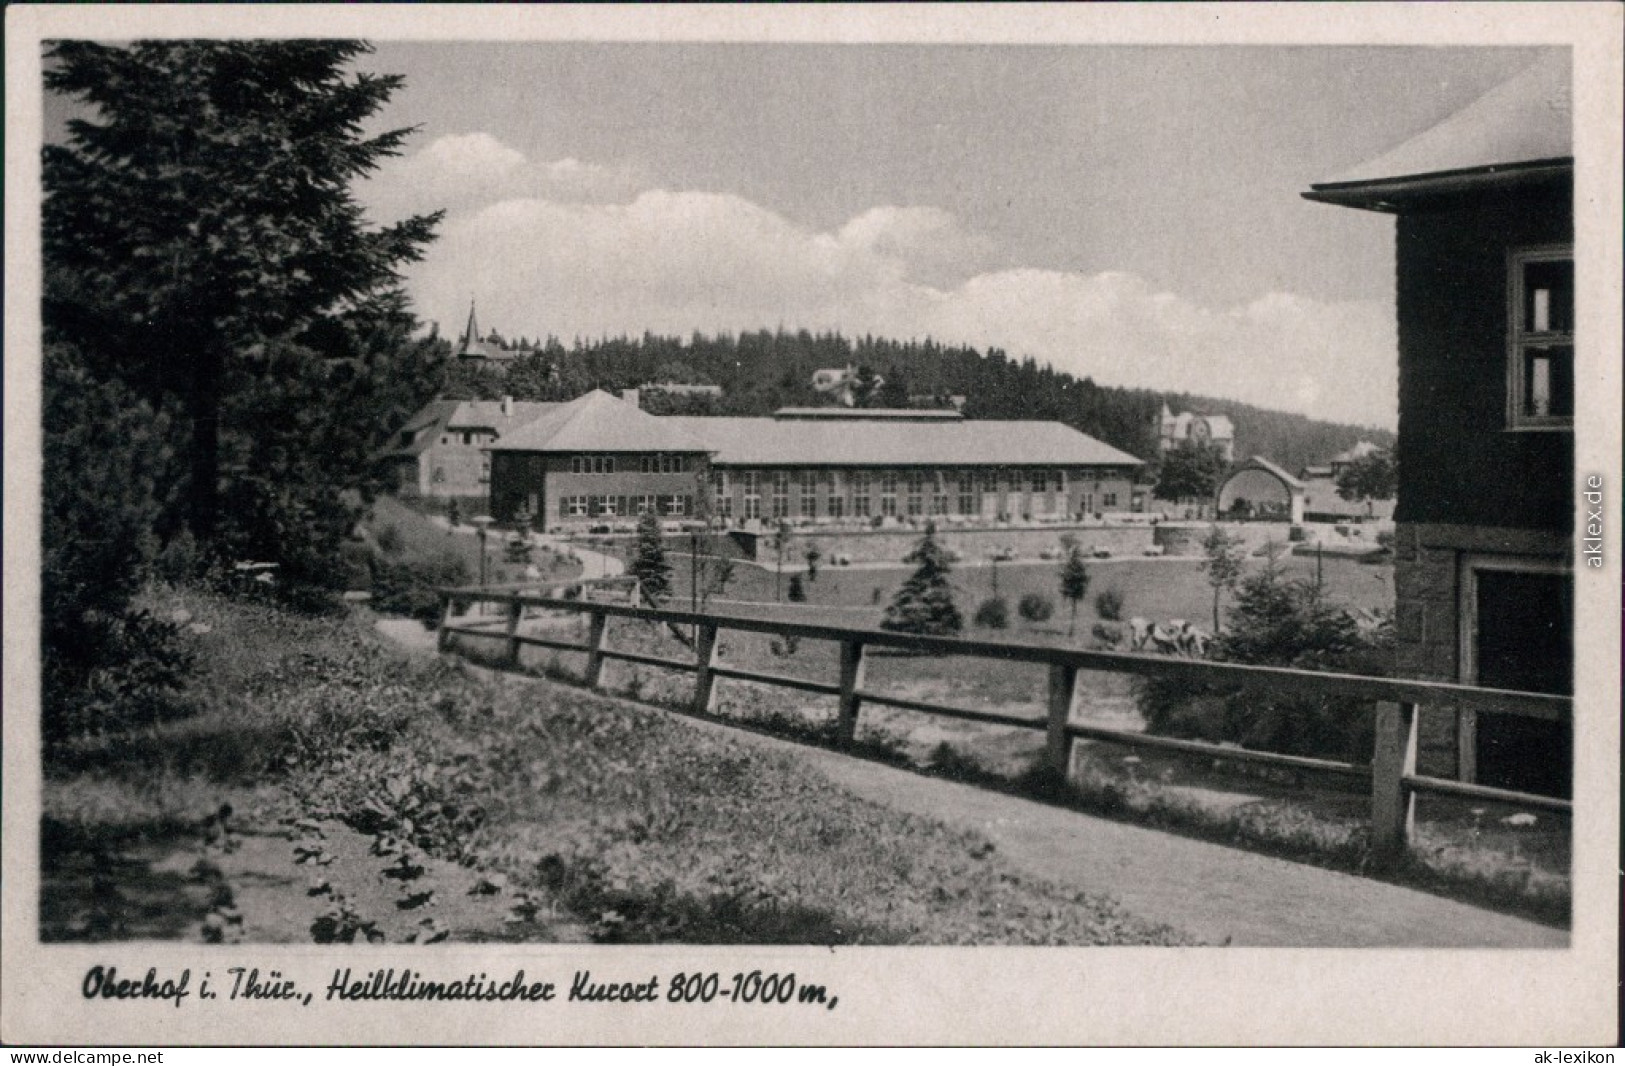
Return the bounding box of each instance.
[43,585,1190,946]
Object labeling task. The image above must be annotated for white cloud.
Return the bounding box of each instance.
[389,133,1398,428]
[359,132,648,221]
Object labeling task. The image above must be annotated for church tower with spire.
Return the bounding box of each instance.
[454,298,532,364]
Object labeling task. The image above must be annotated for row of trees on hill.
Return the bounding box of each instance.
[42,41,448,741]
[438,330,1392,471]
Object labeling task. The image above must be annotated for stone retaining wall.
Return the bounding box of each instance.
[732,523,1157,564]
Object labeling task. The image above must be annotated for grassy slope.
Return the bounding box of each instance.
[42,585,1191,945]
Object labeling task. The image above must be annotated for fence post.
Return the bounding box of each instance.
[836,640,867,748]
[692,623,719,715]
[583,610,610,689]
[503,597,523,668]
[436,594,455,653]
[1370,700,1418,865]
[1456,707,1478,783]
[1046,663,1079,779]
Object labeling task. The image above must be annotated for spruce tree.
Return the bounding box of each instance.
[43,40,441,558]
[1059,545,1092,637]
[881,523,963,636]
[629,511,673,605]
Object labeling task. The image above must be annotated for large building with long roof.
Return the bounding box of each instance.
[486,390,1142,528]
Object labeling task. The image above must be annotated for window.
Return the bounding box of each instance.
[665,495,688,516]
[771,471,790,518]
[906,472,924,517]
[880,472,898,517]
[596,496,618,517]
[1030,470,1047,494]
[636,494,657,515]
[565,496,589,517]
[957,472,975,516]
[642,454,686,474]
[572,454,615,474]
[1103,492,1118,508]
[1508,246,1574,428]
[848,473,869,517]
[827,496,844,520]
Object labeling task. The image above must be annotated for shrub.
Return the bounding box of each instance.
[1091,621,1124,648]
[973,596,1009,630]
[370,552,471,627]
[1094,587,1125,622]
[1288,525,1307,542]
[375,523,404,555]
[1139,552,1391,764]
[155,529,206,586]
[787,575,807,603]
[1017,593,1054,623]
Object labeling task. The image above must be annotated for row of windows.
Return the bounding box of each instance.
[712,483,1116,520]
[561,494,692,518]
[567,453,693,475]
[710,469,1079,494]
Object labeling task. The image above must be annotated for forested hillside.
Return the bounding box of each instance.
[443,329,1394,472]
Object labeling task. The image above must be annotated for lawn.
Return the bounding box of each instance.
[532,541,1566,926]
[41,584,1191,945]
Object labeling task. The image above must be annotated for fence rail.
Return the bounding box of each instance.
[435,587,1572,862]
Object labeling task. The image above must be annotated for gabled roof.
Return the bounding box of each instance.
[448,400,562,430]
[1305,54,1571,211]
[491,389,712,454]
[1234,455,1305,491]
[660,414,1142,468]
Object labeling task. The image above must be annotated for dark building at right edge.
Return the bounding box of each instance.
[1304,55,1573,797]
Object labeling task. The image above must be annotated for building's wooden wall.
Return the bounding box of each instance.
[1393,182,1573,534]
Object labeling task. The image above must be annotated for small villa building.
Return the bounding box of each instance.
[1154,403,1236,464]
[379,396,561,500]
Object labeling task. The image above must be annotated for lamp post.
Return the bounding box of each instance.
[472,515,494,591]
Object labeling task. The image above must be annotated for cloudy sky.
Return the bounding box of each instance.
[349,43,1555,429]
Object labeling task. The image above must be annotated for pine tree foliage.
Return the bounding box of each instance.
[43,40,443,559]
[881,523,963,636]
[629,511,673,605]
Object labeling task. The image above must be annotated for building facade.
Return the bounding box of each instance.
[1304,55,1573,796]
[378,396,561,500]
[1154,403,1235,464]
[487,392,1142,530]
[488,391,711,524]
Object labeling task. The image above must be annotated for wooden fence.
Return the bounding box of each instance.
[435,588,1572,863]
